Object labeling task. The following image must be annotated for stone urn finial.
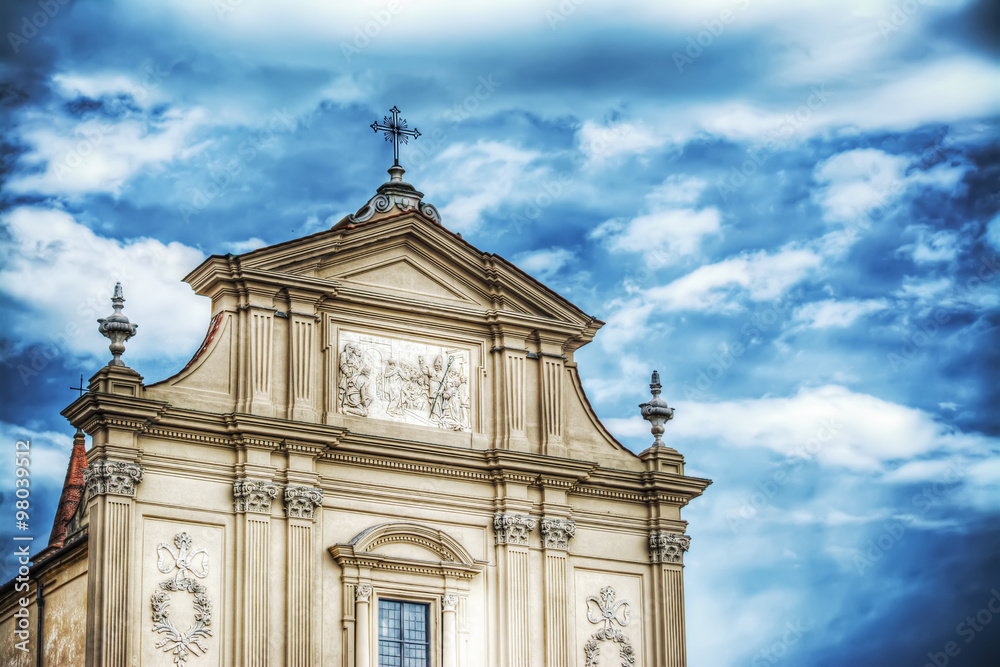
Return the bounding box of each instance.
[639,370,674,447]
[97,282,138,367]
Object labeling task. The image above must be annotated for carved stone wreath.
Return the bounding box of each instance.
[151,533,212,664]
[583,586,635,667]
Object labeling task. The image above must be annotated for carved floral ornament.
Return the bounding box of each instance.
[151,533,212,665]
[83,459,143,498]
[232,479,279,514]
[493,512,536,546]
[441,593,459,612]
[649,531,691,564]
[540,518,576,550]
[584,586,635,667]
[284,485,324,520]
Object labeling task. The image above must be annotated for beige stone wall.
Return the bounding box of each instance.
[0,541,87,667]
[45,202,709,666]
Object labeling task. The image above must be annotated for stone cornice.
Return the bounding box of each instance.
[63,397,710,511]
[61,388,169,437]
[329,544,485,581]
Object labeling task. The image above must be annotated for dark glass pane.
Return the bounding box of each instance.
[403,643,428,667]
[379,599,429,667]
[403,602,427,643]
[378,640,401,667]
[379,600,401,639]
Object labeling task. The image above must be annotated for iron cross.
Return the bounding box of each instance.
[69,373,85,397]
[370,106,420,167]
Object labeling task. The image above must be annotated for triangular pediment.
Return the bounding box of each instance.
[331,256,477,304]
[188,212,601,327]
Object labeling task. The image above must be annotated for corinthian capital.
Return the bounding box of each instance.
[233,478,279,514]
[493,512,536,546]
[84,459,143,498]
[649,531,691,564]
[540,518,576,551]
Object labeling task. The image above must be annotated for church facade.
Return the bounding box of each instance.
[1,159,710,666]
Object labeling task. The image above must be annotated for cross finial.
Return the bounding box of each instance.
[370,105,420,168]
[69,373,85,397]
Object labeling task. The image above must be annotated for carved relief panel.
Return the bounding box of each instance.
[141,520,223,667]
[337,330,472,432]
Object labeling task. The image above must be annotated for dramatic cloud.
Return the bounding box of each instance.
[2,0,997,664]
[0,207,207,365]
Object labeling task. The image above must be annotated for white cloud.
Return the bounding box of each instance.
[8,107,209,197]
[666,385,989,471]
[52,70,171,108]
[813,148,910,225]
[0,207,207,367]
[420,140,542,232]
[225,237,268,254]
[576,120,678,163]
[985,212,1000,252]
[792,299,889,328]
[892,276,953,303]
[511,246,575,281]
[897,227,962,264]
[591,176,721,267]
[646,246,822,312]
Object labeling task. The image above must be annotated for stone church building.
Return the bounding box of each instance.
[1,152,710,666]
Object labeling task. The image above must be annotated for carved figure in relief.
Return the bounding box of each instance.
[382,358,405,416]
[339,342,372,416]
[339,334,472,432]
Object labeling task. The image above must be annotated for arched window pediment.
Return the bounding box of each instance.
[329,521,484,579]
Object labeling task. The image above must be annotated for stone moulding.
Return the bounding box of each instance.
[540,517,577,550]
[330,522,485,581]
[493,512,536,546]
[649,531,691,564]
[283,485,324,519]
[232,478,279,514]
[83,459,143,499]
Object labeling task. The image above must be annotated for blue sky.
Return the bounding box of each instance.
[1,0,998,664]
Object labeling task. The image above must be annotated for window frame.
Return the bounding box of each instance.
[376,597,433,667]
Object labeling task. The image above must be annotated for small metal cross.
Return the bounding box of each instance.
[69,373,85,397]
[370,106,420,167]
